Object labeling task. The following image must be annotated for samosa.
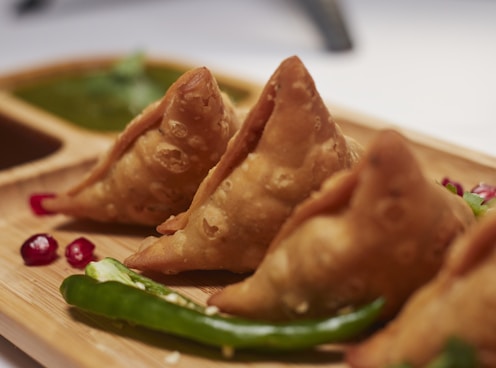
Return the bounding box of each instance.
[208,130,474,321]
[124,55,362,274]
[41,67,240,226]
[347,210,496,368]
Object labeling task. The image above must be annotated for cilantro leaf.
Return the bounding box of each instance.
[463,192,489,217]
[84,52,163,116]
[388,337,477,368]
[426,337,477,368]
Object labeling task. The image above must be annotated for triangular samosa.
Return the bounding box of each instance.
[208,130,474,320]
[347,210,496,368]
[41,67,241,226]
[124,55,362,273]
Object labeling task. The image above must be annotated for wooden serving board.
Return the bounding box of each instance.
[1,58,496,368]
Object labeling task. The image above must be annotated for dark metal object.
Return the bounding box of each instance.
[14,0,52,15]
[300,0,353,52]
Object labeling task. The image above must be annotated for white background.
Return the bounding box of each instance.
[1,0,496,366]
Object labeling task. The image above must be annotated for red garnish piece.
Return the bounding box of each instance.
[65,237,96,269]
[21,233,59,266]
[441,177,464,196]
[29,193,56,215]
[471,183,496,204]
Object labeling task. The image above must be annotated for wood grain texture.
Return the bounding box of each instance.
[1,64,495,367]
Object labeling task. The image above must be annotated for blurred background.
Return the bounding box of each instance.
[2,0,496,155]
[1,0,496,365]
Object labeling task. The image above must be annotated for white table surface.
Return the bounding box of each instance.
[1,0,495,366]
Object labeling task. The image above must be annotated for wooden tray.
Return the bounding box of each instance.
[1,57,495,368]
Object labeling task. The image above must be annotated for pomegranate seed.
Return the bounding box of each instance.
[441,177,464,196]
[65,237,96,268]
[471,183,496,203]
[29,193,56,215]
[21,233,58,266]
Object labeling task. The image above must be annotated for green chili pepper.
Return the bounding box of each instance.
[85,257,204,312]
[60,258,384,353]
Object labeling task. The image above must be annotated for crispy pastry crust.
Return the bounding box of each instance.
[124,55,362,273]
[42,67,240,226]
[208,130,474,321]
[346,210,496,368]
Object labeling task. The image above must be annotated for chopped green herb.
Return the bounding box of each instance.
[463,192,489,217]
[425,337,477,368]
[444,183,459,196]
[388,337,477,368]
[84,52,163,116]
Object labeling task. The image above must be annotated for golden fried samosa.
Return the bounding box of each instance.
[346,211,496,368]
[208,130,475,321]
[41,67,241,226]
[124,55,362,273]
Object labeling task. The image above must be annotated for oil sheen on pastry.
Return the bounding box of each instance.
[347,210,496,368]
[124,56,362,273]
[208,130,474,321]
[42,67,241,226]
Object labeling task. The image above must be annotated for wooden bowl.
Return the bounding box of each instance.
[0,55,261,214]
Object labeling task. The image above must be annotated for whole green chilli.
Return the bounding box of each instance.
[60,259,384,352]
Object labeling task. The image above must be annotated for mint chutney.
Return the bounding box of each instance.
[11,62,251,133]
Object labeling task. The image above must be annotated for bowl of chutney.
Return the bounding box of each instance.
[0,53,259,133]
[0,53,259,188]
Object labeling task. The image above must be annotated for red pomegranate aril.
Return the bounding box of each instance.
[441,177,464,196]
[29,193,56,216]
[471,183,496,203]
[21,233,58,266]
[65,237,96,268]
